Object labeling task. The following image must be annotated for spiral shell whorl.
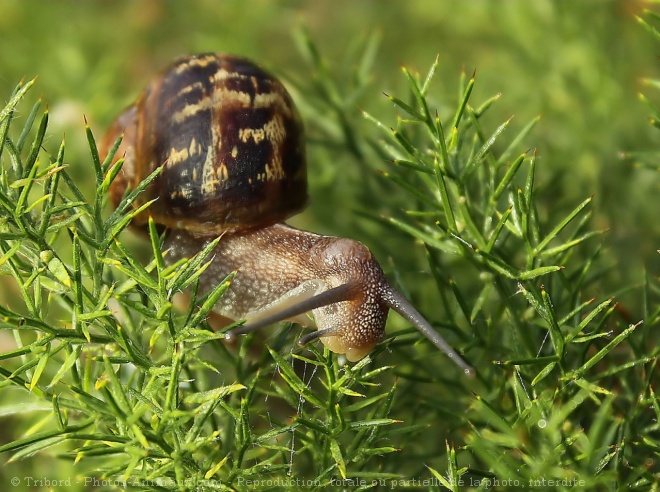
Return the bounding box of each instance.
[106,53,307,235]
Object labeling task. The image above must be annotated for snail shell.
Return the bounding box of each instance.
[104,53,307,235]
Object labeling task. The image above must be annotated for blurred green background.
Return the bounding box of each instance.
[1,0,657,280]
[1,0,659,485]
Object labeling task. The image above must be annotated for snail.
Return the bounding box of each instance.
[102,53,473,374]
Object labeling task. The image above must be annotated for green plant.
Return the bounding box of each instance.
[1,30,658,492]
[356,53,658,490]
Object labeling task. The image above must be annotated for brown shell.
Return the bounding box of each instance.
[102,53,308,236]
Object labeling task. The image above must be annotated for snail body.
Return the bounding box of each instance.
[165,225,388,361]
[103,53,472,372]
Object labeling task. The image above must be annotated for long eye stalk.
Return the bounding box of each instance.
[382,286,474,377]
[225,283,356,340]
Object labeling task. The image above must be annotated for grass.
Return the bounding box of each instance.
[1,5,659,492]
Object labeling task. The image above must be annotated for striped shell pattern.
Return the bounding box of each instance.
[104,53,308,236]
